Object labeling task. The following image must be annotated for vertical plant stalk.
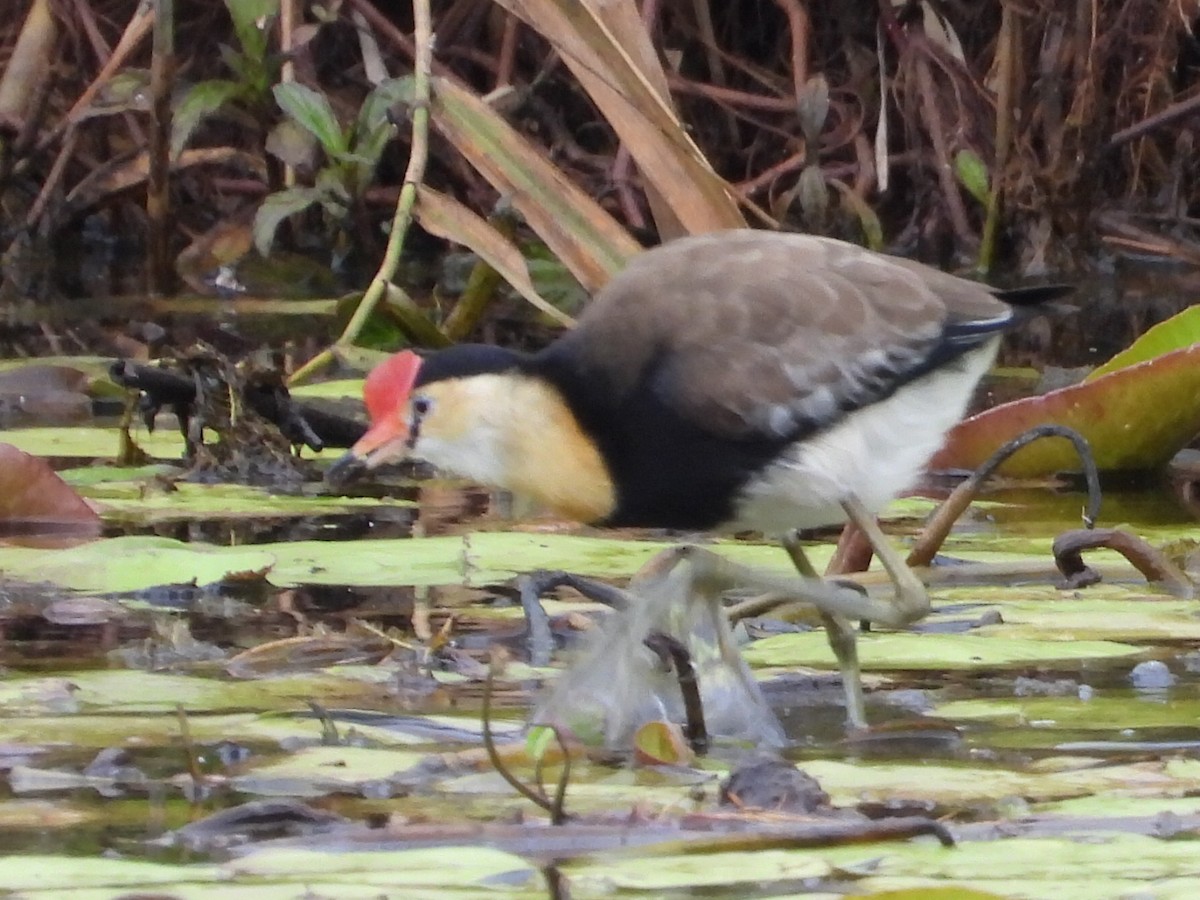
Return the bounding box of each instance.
[146,0,176,294]
[914,48,976,253]
[279,0,297,188]
[289,0,433,386]
[979,3,1016,273]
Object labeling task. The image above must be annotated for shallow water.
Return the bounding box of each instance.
[3,270,1200,894]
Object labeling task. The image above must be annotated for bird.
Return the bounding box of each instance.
[327,230,1069,728]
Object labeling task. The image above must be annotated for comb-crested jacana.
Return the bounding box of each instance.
[328,230,1068,728]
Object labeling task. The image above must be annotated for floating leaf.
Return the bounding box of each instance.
[1086,304,1200,381]
[0,443,100,540]
[633,721,694,767]
[933,341,1200,476]
[743,631,1143,671]
[0,535,275,593]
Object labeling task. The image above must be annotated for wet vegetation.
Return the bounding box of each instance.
[3,0,1200,897]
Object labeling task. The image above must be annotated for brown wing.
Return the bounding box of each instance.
[564,230,1015,440]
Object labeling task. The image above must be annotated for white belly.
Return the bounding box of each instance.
[729,340,998,535]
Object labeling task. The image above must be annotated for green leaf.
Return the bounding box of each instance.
[0,536,275,593]
[954,149,990,205]
[743,631,1143,671]
[314,168,352,217]
[265,118,318,168]
[2,425,185,459]
[253,186,324,255]
[351,77,413,184]
[171,79,241,157]
[274,82,347,157]
[830,179,884,250]
[1086,304,1200,381]
[226,0,279,61]
[525,724,555,763]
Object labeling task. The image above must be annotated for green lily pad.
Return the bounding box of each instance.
[0,670,392,716]
[0,846,539,896]
[84,480,411,524]
[0,713,262,748]
[937,694,1200,730]
[820,834,1200,898]
[265,532,804,587]
[3,426,186,460]
[0,536,275,592]
[803,758,1185,806]
[743,630,1143,671]
[974,595,1200,641]
[0,531,807,594]
[288,378,364,400]
[568,848,828,891]
[1034,794,1200,818]
[230,845,540,890]
[231,745,428,794]
[58,464,180,486]
[1087,305,1200,381]
[0,856,222,893]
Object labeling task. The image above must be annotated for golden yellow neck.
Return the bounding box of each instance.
[414,373,617,523]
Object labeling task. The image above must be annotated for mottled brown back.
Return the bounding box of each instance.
[557,231,1016,441]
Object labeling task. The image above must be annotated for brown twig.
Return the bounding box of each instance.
[481,657,571,824]
[146,0,176,294]
[495,13,520,90]
[1054,528,1193,598]
[913,46,976,253]
[643,631,709,755]
[909,424,1102,568]
[773,0,811,94]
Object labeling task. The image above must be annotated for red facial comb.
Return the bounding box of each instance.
[363,350,422,423]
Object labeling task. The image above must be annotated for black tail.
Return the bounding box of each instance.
[992,283,1075,307]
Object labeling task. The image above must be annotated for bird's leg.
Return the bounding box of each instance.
[672,538,927,731]
[840,495,930,625]
[782,534,866,730]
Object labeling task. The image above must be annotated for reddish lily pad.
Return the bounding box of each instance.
[932,342,1200,476]
[0,443,101,541]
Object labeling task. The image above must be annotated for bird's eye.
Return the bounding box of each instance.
[411,395,433,418]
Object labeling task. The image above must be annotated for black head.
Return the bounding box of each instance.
[414,344,525,387]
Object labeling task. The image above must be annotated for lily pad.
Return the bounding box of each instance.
[0,535,275,592]
[1087,304,1200,382]
[937,694,1200,731]
[743,631,1143,671]
[229,845,541,890]
[231,746,428,795]
[288,378,364,400]
[932,340,1200,476]
[83,481,411,525]
[3,425,186,460]
[0,443,100,535]
[0,671,393,716]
